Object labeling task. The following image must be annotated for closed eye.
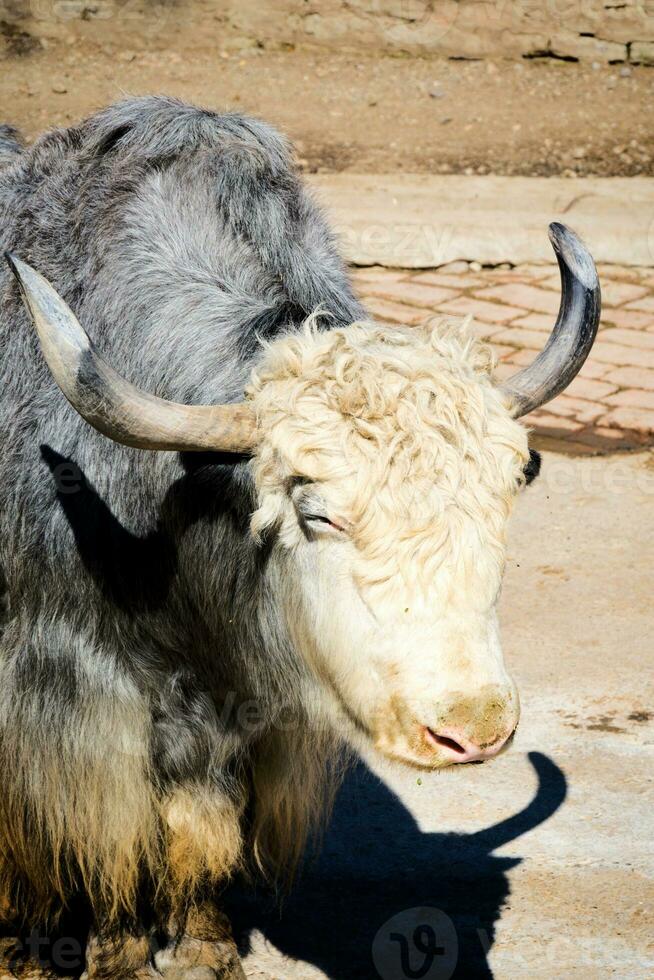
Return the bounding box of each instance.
[304,514,345,533]
[292,483,348,534]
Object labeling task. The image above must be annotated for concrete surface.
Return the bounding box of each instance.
[309,175,654,268]
[228,449,654,979]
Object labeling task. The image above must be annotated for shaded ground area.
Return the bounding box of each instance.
[229,753,566,980]
[228,449,654,979]
[1,42,653,178]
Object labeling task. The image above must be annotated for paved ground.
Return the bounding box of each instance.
[351,261,654,454]
[312,175,654,267]
[231,449,654,979]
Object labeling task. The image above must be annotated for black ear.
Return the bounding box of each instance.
[524,449,542,486]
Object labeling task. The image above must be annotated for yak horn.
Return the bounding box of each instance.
[6,254,258,454]
[501,223,601,418]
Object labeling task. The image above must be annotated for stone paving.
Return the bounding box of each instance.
[351,261,654,454]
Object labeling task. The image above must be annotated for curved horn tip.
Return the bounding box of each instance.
[5,254,258,455]
[5,250,40,281]
[5,253,91,356]
[5,250,24,279]
[500,222,601,418]
[548,221,599,291]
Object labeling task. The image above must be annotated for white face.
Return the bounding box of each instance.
[249,321,532,769]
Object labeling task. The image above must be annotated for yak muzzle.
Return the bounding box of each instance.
[422,685,520,766]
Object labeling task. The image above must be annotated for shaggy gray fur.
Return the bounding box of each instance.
[0,96,364,933]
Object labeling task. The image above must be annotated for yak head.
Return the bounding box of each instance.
[247,318,531,767]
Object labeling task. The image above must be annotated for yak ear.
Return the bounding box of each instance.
[6,253,258,455]
[523,450,542,486]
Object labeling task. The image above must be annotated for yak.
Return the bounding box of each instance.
[0,97,599,978]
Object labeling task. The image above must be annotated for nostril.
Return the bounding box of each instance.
[426,729,467,755]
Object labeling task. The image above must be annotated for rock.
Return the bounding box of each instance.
[631,41,654,66]
[440,261,469,273]
[469,261,482,272]
[549,34,626,63]
[619,65,632,78]
[51,84,67,94]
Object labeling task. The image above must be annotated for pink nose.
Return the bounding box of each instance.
[425,726,514,764]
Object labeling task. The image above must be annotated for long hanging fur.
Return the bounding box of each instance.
[0,97,365,932]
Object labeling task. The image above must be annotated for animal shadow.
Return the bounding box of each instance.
[227,751,566,979]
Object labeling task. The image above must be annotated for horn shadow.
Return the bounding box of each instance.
[38,445,252,614]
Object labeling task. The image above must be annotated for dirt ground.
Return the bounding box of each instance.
[1,38,653,178]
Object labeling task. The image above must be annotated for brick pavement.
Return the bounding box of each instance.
[351,262,654,454]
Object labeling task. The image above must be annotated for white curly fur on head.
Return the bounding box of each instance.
[247,317,530,603]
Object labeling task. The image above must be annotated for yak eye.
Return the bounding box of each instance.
[293,485,347,533]
[305,513,344,532]
[523,449,542,486]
